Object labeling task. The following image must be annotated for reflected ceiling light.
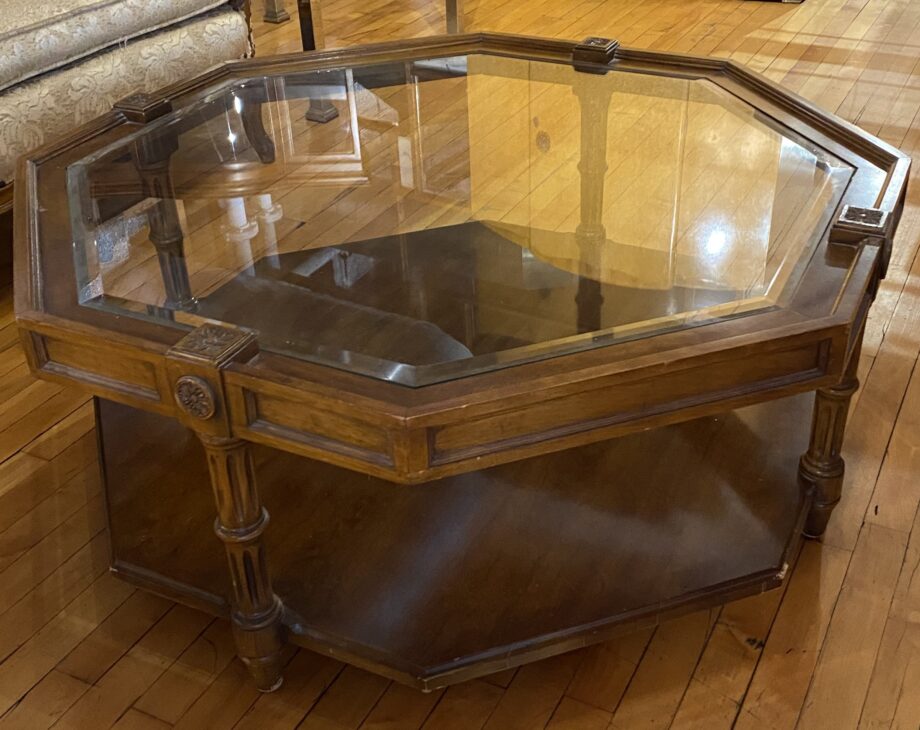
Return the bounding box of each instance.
[706,229,727,256]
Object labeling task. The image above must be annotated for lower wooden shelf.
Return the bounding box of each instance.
[97,392,810,689]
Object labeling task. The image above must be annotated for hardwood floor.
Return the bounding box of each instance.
[2,0,919,726]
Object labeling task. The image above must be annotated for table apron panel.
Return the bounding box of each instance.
[22,327,173,413]
[430,336,835,466]
[226,382,395,469]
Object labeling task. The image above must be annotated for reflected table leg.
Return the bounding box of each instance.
[297,0,339,122]
[239,91,277,164]
[298,0,317,51]
[264,0,291,24]
[134,135,197,311]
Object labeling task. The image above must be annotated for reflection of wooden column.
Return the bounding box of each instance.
[167,325,285,692]
[799,326,863,538]
[134,134,197,311]
[572,77,614,333]
[297,0,339,122]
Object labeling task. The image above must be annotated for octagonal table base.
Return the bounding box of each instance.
[96,391,825,690]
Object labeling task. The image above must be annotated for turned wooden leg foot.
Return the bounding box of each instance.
[200,435,286,691]
[233,597,285,692]
[799,334,862,539]
[799,428,849,539]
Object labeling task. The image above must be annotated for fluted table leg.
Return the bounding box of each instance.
[799,330,863,538]
[199,434,285,691]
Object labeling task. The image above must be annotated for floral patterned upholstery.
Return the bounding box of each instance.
[0,8,249,181]
[0,0,230,92]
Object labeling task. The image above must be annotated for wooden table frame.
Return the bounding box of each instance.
[14,33,910,691]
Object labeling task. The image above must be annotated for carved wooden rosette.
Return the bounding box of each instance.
[799,327,864,538]
[167,324,285,691]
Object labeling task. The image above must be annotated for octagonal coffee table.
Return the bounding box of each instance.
[15,33,908,691]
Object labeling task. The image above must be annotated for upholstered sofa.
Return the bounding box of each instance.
[0,0,252,184]
[0,0,252,280]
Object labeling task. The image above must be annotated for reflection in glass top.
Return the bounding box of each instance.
[67,53,853,386]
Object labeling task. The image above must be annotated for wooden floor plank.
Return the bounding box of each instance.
[50,606,213,730]
[0,452,56,523]
[357,683,442,730]
[862,338,920,534]
[735,541,851,729]
[0,464,100,575]
[0,531,112,665]
[132,620,238,724]
[418,681,502,730]
[0,670,89,730]
[544,697,611,730]
[291,663,385,730]
[797,524,907,729]
[565,628,652,713]
[110,709,172,730]
[22,403,95,462]
[670,583,790,729]
[56,591,173,686]
[0,495,106,617]
[0,434,96,541]
[0,389,89,465]
[857,504,920,729]
[480,653,581,730]
[0,571,134,716]
[171,652,269,730]
[608,611,718,730]
[233,651,341,730]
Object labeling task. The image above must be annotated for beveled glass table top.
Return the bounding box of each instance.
[67,52,853,386]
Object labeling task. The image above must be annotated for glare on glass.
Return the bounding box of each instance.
[67,53,853,386]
